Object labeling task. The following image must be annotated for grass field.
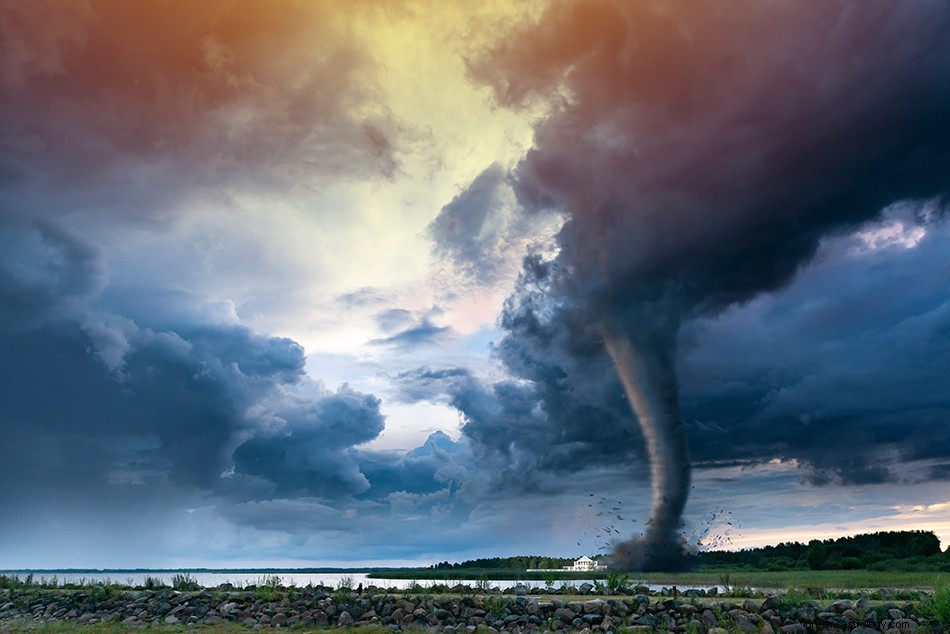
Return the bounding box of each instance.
[369,568,950,590]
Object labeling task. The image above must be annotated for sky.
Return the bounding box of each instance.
[1,0,950,569]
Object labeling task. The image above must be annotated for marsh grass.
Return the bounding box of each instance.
[169,573,199,591]
[922,579,950,627]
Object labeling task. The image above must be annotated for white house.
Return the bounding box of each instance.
[564,556,607,571]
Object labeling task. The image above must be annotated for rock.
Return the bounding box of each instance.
[744,600,761,613]
[514,584,528,597]
[735,613,758,633]
[818,612,850,628]
[851,628,880,634]
[578,583,595,596]
[762,595,782,611]
[164,615,179,624]
[780,624,808,634]
[583,600,604,614]
[554,607,576,622]
[832,600,853,613]
[709,628,729,634]
[338,611,355,627]
[887,609,905,620]
[636,613,658,627]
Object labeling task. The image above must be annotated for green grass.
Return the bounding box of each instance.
[367,568,948,589]
[627,569,949,589]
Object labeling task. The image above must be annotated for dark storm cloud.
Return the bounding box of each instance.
[370,307,456,349]
[0,220,105,331]
[393,357,648,495]
[461,0,950,567]
[232,386,385,499]
[678,209,950,485]
[0,221,396,528]
[358,431,471,500]
[428,164,557,293]
[0,0,398,222]
[370,319,454,349]
[429,164,510,287]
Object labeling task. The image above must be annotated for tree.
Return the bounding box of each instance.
[805,540,826,570]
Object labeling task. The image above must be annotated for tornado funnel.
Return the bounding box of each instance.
[601,322,691,570]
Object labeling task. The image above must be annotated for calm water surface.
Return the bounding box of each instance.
[1,570,715,593]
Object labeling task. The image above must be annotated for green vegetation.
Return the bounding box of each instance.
[702,530,950,572]
[169,573,199,591]
[368,568,609,580]
[922,579,950,628]
[373,530,950,581]
[429,555,575,571]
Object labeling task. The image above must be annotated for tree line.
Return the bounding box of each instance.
[427,531,950,573]
[430,556,576,571]
[699,530,950,571]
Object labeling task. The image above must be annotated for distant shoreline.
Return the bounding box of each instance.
[0,567,384,575]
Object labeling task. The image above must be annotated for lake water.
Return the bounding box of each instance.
[0,570,716,593]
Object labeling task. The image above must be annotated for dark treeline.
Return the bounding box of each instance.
[430,556,576,571]
[422,531,949,574]
[699,530,950,572]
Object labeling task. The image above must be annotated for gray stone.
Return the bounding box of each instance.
[554,607,576,622]
[887,609,905,620]
[780,625,808,634]
[851,628,881,634]
[735,613,758,634]
[636,613,658,627]
[583,599,604,613]
[164,615,180,624]
[578,583,595,595]
[832,600,853,612]
[762,595,782,611]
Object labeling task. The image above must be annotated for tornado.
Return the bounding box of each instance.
[600,320,691,570]
[473,0,950,570]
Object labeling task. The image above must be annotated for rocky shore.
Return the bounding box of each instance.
[0,584,943,633]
